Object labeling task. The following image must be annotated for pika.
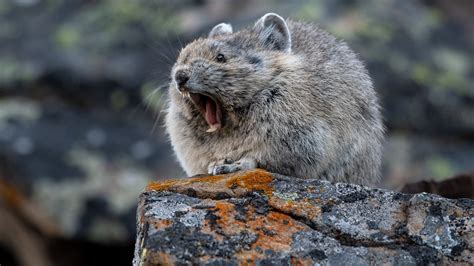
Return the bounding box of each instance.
[165,13,384,185]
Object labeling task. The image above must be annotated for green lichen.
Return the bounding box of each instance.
[327,11,364,39]
[55,25,80,49]
[32,148,152,239]
[0,1,10,15]
[357,21,393,44]
[433,48,470,76]
[294,1,323,21]
[387,52,411,75]
[0,56,38,84]
[411,51,471,95]
[0,98,41,126]
[426,156,456,181]
[53,0,180,52]
[412,64,432,85]
[273,191,299,201]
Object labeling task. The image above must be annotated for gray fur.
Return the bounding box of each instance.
[209,23,233,37]
[254,13,291,53]
[165,13,384,186]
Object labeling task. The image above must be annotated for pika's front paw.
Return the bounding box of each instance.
[208,158,257,175]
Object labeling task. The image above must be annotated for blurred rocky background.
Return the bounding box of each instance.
[0,0,472,265]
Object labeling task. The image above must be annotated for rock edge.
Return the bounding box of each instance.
[133,169,473,265]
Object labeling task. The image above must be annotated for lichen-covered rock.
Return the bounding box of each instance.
[134,169,473,265]
[0,98,180,242]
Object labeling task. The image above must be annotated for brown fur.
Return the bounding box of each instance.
[165,13,384,185]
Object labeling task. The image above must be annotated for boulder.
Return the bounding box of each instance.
[133,169,473,265]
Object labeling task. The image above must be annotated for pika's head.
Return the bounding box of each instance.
[170,13,293,133]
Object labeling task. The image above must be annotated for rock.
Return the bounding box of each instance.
[133,169,473,265]
[401,172,474,199]
[382,134,474,189]
[3,0,473,136]
[0,98,181,242]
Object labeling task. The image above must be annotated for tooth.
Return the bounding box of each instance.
[206,125,218,133]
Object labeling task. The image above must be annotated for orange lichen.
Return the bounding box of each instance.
[226,169,274,196]
[146,169,274,198]
[146,179,182,192]
[213,201,236,228]
[146,174,226,192]
[0,179,25,208]
[291,257,313,266]
[148,251,176,265]
[191,174,226,183]
[144,169,327,264]
[201,198,311,264]
[231,208,309,264]
[251,211,308,250]
[269,197,322,221]
[152,219,173,230]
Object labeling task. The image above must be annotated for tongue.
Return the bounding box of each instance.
[205,98,221,132]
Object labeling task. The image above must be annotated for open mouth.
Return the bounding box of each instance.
[189,93,223,133]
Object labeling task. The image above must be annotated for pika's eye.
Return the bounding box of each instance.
[216,53,226,63]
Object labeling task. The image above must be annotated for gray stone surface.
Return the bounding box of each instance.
[134,170,473,265]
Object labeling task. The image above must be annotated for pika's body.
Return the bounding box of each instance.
[165,13,384,185]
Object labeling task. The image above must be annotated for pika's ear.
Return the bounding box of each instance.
[209,23,233,37]
[254,13,291,53]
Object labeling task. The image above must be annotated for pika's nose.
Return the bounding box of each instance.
[175,70,189,91]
